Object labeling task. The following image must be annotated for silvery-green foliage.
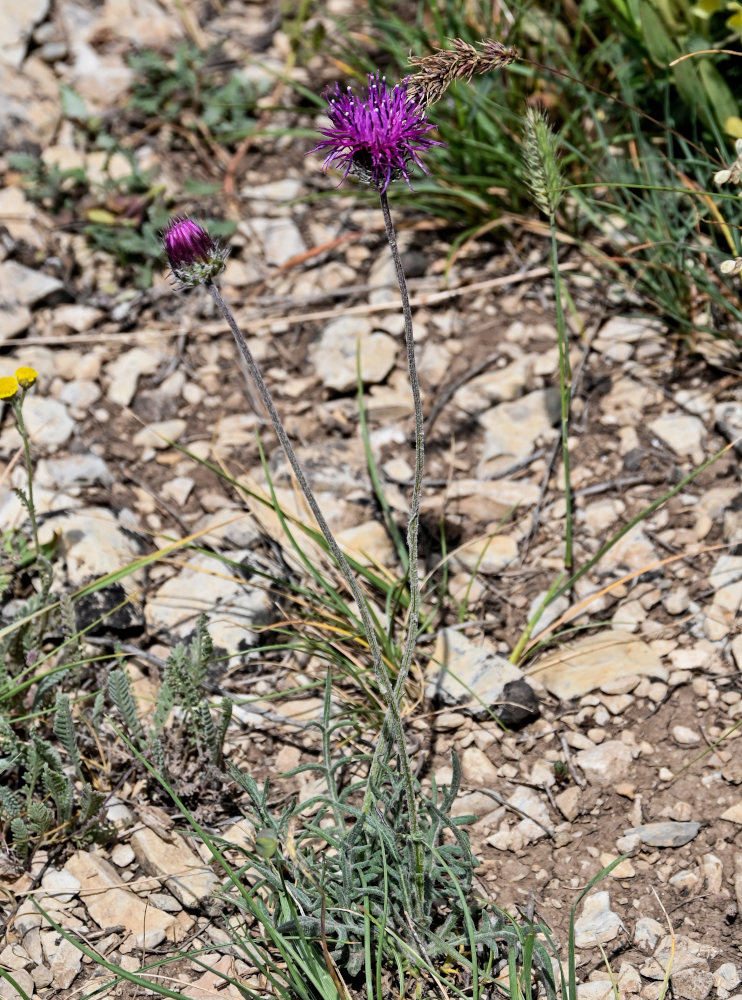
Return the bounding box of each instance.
[58,592,83,666]
[54,693,83,778]
[214,697,232,768]
[79,782,105,824]
[42,765,74,823]
[10,816,30,858]
[161,617,228,761]
[2,590,50,681]
[164,616,213,710]
[150,679,175,737]
[111,618,230,771]
[149,736,167,777]
[221,675,556,996]
[220,677,556,996]
[27,801,53,833]
[0,785,22,819]
[108,667,146,746]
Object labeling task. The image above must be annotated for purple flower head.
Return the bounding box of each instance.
[161,216,228,288]
[312,73,443,192]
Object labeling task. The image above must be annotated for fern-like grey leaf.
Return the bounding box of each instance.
[10,816,30,858]
[34,735,62,773]
[27,800,53,833]
[151,680,175,737]
[42,764,74,823]
[36,555,54,601]
[191,615,213,686]
[78,782,105,823]
[58,593,82,664]
[54,693,83,777]
[193,701,216,759]
[92,690,105,732]
[148,736,167,778]
[214,697,232,768]
[0,785,22,819]
[108,668,145,744]
[23,739,42,803]
[165,644,200,709]
[12,487,31,516]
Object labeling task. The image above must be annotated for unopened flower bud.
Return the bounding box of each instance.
[162,217,228,288]
[254,828,279,859]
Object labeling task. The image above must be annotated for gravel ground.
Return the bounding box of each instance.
[1,0,741,997]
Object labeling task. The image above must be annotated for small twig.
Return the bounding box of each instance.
[471,787,556,841]
[0,263,583,349]
[666,893,710,916]
[424,350,502,436]
[572,473,654,498]
[120,469,193,535]
[558,733,586,789]
[83,636,166,669]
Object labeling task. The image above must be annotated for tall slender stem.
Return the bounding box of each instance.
[364,192,426,809]
[207,279,421,903]
[13,395,40,557]
[551,214,572,570]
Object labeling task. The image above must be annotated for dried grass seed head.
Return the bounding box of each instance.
[407,37,518,106]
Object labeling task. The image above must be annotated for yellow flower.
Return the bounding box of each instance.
[15,366,38,390]
[0,376,19,400]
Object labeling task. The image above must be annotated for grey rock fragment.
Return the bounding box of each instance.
[426,628,538,724]
[573,890,623,949]
[575,740,632,786]
[671,966,714,1000]
[623,821,701,847]
[0,0,49,69]
[0,259,64,306]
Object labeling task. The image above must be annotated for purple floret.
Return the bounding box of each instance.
[312,73,443,192]
[161,217,227,288]
[163,217,216,268]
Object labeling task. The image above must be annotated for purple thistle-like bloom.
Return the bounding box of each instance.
[312,73,443,192]
[162,216,228,288]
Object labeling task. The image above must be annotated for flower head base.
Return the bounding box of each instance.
[312,73,443,193]
[15,366,38,390]
[721,256,742,276]
[0,376,19,400]
[162,217,228,288]
[714,138,742,187]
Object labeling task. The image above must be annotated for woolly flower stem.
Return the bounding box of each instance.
[207,279,422,903]
[13,394,40,557]
[363,191,424,804]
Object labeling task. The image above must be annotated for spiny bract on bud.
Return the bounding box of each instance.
[311,73,443,193]
[162,217,228,288]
